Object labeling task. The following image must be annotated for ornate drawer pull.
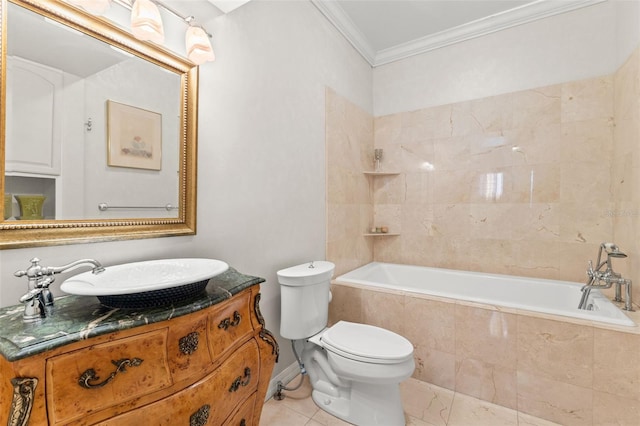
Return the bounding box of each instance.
[218,311,242,330]
[228,367,251,392]
[179,331,199,355]
[190,404,210,426]
[78,358,143,389]
[9,377,38,426]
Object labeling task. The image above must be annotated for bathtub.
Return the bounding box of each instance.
[335,262,635,327]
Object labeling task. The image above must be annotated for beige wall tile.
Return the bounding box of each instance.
[361,289,405,335]
[327,284,363,325]
[559,202,613,245]
[325,89,374,273]
[612,47,640,306]
[373,203,402,234]
[561,76,613,123]
[367,70,625,283]
[517,371,593,426]
[404,297,455,353]
[448,392,518,426]
[560,161,612,204]
[455,358,517,409]
[373,174,405,204]
[455,305,517,368]
[412,346,456,390]
[517,316,594,388]
[508,85,561,130]
[592,390,640,426]
[561,119,613,164]
[518,412,562,426]
[613,48,640,122]
[400,378,454,426]
[593,328,640,400]
[433,135,470,171]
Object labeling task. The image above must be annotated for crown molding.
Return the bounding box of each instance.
[310,0,376,65]
[312,0,607,67]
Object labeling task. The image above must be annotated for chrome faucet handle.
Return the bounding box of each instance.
[14,258,51,279]
[587,260,595,278]
[37,276,55,288]
[19,288,42,304]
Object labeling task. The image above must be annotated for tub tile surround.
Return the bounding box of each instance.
[372,74,617,282]
[325,47,640,425]
[329,282,640,425]
[612,47,640,306]
[326,88,374,277]
[327,48,640,301]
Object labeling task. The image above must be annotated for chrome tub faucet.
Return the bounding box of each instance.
[578,243,633,311]
[14,257,105,321]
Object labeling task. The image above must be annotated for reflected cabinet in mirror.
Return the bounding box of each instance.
[0,0,198,248]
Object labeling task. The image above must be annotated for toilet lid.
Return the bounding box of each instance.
[320,321,413,363]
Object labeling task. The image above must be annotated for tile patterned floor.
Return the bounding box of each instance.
[260,376,561,426]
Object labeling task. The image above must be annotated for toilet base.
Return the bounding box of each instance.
[311,381,405,426]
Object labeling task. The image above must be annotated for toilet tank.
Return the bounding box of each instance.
[277,261,335,340]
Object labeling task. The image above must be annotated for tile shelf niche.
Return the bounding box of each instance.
[363,171,400,237]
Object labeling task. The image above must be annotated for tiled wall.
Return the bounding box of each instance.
[326,48,639,290]
[329,283,640,426]
[370,48,640,296]
[325,88,374,276]
[372,75,617,283]
[612,47,640,304]
[325,46,640,426]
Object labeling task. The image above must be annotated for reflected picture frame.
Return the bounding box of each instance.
[107,100,162,171]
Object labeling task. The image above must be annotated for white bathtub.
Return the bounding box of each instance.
[335,262,635,327]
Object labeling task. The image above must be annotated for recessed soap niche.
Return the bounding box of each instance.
[5,176,56,220]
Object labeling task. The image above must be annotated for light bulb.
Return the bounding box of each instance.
[131,0,164,44]
[185,26,215,65]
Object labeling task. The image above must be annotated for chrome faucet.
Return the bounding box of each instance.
[14,257,105,321]
[578,243,634,311]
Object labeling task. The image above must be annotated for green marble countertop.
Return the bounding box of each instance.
[0,267,264,362]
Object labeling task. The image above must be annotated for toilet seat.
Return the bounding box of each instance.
[315,321,413,364]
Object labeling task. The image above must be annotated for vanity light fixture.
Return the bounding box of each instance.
[185,22,215,65]
[68,0,215,64]
[130,0,164,43]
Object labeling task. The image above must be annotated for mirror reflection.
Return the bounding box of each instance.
[5,2,181,221]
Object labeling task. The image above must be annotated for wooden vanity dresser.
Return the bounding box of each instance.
[0,268,278,425]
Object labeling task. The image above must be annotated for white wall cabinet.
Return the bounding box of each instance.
[5,56,62,176]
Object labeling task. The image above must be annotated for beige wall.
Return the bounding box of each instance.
[370,48,639,294]
[612,47,640,304]
[329,282,640,426]
[326,48,638,297]
[325,88,374,276]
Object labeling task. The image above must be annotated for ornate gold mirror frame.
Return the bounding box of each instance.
[0,0,197,248]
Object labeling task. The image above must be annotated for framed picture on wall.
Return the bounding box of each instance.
[107,100,162,170]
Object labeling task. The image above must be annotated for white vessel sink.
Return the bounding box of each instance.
[60,258,229,308]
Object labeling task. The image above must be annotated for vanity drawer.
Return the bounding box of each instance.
[208,292,254,359]
[167,310,211,383]
[46,329,172,425]
[223,392,256,426]
[97,338,260,425]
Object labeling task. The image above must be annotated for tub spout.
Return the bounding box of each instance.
[609,277,634,312]
[579,246,634,311]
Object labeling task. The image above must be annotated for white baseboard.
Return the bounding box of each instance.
[265,361,302,401]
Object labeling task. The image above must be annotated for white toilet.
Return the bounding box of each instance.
[278,261,414,426]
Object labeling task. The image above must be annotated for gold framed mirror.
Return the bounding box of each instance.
[0,0,198,248]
